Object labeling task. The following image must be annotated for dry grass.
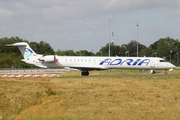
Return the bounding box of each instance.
[0,69,180,120]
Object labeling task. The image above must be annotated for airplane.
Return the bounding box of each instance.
[6,42,176,76]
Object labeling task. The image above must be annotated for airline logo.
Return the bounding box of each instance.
[24,48,33,58]
[99,58,150,66]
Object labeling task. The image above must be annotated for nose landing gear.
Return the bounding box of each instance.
[164,71,168,75]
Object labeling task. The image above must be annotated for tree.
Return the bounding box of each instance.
[118,44,127,56]
[98,43,121,57]
[75,50,94,56]
[122,40,147,57]
[157,37,178,61]
[29,42,39,54]
[99,44,109,56]
[38,41,55,55]
[56,50,76,56]
[139,48,152,57]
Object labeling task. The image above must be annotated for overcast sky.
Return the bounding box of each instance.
[0,0,180,52]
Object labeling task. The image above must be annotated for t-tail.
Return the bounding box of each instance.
[6,42,37,59]
[6,42,47,68]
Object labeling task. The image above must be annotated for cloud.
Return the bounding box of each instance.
[1,0,179,23]
[0,0,180,52]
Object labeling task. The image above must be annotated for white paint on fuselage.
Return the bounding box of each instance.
[42,56,175,70]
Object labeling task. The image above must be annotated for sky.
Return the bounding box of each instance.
[0,0,180,53]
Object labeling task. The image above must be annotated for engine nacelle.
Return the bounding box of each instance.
[39,55,55,62]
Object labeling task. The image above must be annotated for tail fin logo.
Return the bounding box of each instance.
[24,48,33,58]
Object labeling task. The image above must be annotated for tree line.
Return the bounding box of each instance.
[0,36,180,68]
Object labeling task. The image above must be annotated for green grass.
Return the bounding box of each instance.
[0,69,180,120]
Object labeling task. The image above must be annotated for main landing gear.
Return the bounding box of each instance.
[81,71,89,76]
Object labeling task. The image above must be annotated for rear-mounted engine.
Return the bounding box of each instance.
[39,55,55,62]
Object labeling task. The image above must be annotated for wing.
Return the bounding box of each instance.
[68,65,106,71]
[35,64,47,68]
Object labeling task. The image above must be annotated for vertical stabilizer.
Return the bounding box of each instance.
[6,42,47,68]
[6,42,37,59]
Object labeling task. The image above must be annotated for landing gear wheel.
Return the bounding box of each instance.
[81,71,89,76]
[164,71,168,75]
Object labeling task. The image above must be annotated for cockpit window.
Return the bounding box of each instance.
[160,60,167,62]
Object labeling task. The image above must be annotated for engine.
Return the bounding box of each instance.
[39,55,55,62]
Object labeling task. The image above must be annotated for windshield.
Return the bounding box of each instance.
[160,60,167,62]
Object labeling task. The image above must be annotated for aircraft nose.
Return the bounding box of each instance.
[172,64,176,68]
[170,63,176,69]
[168,63,176,71]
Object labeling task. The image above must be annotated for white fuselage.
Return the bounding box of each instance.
[41,56,176,70]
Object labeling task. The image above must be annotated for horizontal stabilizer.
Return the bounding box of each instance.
[6,42,29,46]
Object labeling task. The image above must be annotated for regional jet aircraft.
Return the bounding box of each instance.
[6,42,176,76]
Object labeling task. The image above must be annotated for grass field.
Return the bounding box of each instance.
[0,69,180,120]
